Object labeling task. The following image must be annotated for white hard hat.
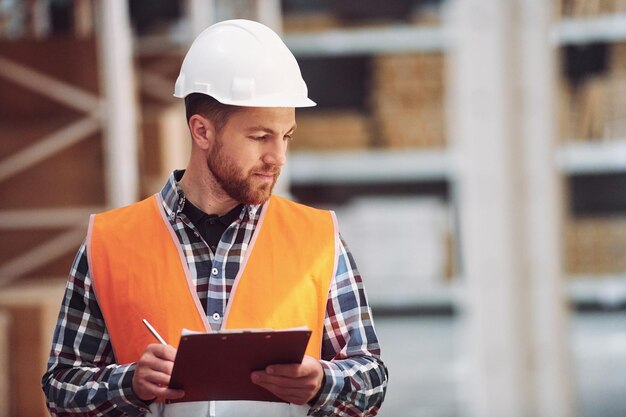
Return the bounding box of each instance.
[174,19,316,108]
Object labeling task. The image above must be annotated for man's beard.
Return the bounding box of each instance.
[206,140,280,205]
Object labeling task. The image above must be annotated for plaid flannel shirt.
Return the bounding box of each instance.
[42,171,388,416]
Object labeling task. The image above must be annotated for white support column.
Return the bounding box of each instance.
[31,0,51,38]
[255,0,282,34]
[521,2,576,417]
[73,0,94,38]
[97,0,139,208]
[185,0,215,39]
[215,0,281,30]
[447,1,575,416]
[449,2,530,415]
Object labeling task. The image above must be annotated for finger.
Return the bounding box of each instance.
[251,373,319,400]
[137,346,177,378]
[266,355,320,378]
[251,372,306,388]
[153,387,186,400]
[141,369,174,387]
[140,382,185,401]
[137,356,175,376]
[264,363,308,378]
[251,380,310,405]
[146,344,178,361]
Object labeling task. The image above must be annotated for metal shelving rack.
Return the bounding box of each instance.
[290,149,449,184]
[284,25,446,57]
[286,14,626,310]
[284,13,626,56]
[290,138,626,185]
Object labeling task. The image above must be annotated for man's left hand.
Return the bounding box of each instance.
[251,355,324,405]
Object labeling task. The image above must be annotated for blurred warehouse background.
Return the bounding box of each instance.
[0,0,625,416]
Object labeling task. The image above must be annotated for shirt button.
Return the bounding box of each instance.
[211,267,218,275]
[212,312,221,321]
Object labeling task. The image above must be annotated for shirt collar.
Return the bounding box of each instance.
[183,198,243,227]
[159,170,262,221]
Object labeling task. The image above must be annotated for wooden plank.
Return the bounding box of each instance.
[0,310,9,417]
[0,38,98,119]
[0,280,66,417]
[0,121,105,210]
[288,111,371,151]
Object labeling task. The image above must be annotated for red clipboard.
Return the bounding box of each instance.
[168,329,312,403]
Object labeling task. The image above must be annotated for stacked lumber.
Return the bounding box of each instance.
[370,53,446,149]
[606,42,626,139]
[283,12,341,32]
[565,216,626,275]
[559,42,626,141]
[0,280,66,417]
[289,110,371,151]
[558,0,626,17]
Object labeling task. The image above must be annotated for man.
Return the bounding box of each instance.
[42,19,387,417]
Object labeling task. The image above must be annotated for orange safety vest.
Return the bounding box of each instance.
[87,194,338,365]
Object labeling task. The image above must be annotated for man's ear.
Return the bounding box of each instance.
[188,114,216,151]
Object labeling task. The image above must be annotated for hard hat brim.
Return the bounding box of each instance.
[173,91,317,108]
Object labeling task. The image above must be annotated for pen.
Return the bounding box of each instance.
[142,318,167,345]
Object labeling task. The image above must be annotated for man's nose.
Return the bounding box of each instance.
[262,139,287,167]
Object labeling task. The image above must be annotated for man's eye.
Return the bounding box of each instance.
[251,135,269,141]
[284,135,293,142]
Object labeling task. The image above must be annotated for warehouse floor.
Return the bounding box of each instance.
[374,311,626,417]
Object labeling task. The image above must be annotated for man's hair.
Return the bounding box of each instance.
[184,93,240,133]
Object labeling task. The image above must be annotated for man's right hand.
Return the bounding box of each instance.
[132,344,185,402]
